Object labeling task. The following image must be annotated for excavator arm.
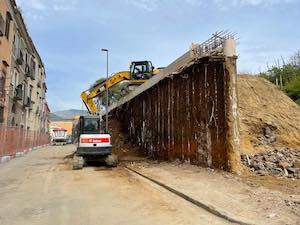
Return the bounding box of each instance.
[81,61,163,115]
[81,71,131,114]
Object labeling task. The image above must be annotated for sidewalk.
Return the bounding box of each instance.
[0,124,50,163]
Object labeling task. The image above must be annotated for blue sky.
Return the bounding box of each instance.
[16,0,300,112]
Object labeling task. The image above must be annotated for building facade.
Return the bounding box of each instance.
[0,0,49,132]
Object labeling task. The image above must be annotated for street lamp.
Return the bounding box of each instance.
[101,48,109,133]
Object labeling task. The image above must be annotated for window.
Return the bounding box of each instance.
[0,106,4,123]
[23,83,27,104]
[13,33,20,57]
[0,77,5,94]
[12,103,16,113]
[83,118,100,133]
[54,130,66,138]
[0,71,5,97]
[0,14,5,37]
[131,62,152,80]
[30,58,36,79]
[11,70,19,90]
[5,12,11,40]
[29,85,32,99]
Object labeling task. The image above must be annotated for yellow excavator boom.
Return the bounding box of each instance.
[81,71,131,114]
[81,61,163,114]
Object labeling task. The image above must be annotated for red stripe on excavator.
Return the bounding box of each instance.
[80,138,110,143]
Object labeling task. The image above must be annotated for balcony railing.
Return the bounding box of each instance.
[0,14,4,37]
[25,64,35,80]
[37,80,42,88]
[13,85,23,101]
[0,75,5,102]
[16,49,24,66]
[24,97,33,109]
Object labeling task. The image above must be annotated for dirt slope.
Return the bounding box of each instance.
[109,119,146,161]
[238,75,300,154]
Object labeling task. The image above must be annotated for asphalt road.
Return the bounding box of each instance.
[0,145,229,225]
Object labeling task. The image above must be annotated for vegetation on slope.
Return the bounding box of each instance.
[259,50,300,105]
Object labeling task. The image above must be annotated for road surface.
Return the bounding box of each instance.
[0,145,229,225]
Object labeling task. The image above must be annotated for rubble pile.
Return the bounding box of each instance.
[109,118,145,160]
[251,125,277,147]
[241,148,300,179]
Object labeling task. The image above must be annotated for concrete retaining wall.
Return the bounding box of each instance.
[112,56,240,171]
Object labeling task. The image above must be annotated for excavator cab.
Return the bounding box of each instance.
[130,61,154,80]
[72,115,118,169]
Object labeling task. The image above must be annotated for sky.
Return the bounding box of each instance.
[15,0,300,112]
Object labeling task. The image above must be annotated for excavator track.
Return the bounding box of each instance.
[73,155,84,170]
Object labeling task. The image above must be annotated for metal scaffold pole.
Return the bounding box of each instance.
[101,48,109,133]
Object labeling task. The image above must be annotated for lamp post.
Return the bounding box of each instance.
[101,48,109,133]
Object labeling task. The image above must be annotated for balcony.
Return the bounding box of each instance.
[0,14,4,37]
[0,90,4,106]
[37,80,42,88]
[0,89,4,99]
[13,85,23,101]
[0,75,5,104]
[24,97,34,109]
[25,64,35,80]
[16,49,24,66]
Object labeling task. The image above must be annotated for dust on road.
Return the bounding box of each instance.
[0,145,229,225]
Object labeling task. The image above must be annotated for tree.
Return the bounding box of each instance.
[259,50,300,105]
[285,77,300,101]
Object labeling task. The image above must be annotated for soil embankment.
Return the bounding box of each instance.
[238,75,300,154]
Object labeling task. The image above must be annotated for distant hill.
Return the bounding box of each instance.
[49,109,88,121]
[48,113,64,121]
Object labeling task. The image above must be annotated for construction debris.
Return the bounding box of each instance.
[109,119,146,161]
[241,148,300,179]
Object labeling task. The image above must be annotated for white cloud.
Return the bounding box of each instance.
[239,0,295,6]
[183,0,204,6]
[125,0,296,12]
[52,0,77,11]
[214,0,296,9]
[125,0,160,12]
[16,0,78,20]
[17,0,47,11]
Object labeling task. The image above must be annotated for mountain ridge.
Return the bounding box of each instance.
[49,109,88,121]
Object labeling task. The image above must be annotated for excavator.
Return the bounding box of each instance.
[81,61,162,114]
[72,60,161,169]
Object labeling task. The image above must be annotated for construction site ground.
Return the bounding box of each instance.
[0,145,299,225]
[1,76,300,225]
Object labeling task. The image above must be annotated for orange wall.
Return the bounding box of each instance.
[50,121,74,136]
[0,1,12,70]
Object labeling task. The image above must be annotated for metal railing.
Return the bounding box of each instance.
[0,124,50,158]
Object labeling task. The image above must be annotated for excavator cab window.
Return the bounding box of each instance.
[130,61,153,80]
[79,116,101,134]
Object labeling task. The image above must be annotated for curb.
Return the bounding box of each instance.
[0,156,11,163]
[15,151,25,157]
[0,144,49,165]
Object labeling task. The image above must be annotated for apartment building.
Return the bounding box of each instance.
[0,0,49,132]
